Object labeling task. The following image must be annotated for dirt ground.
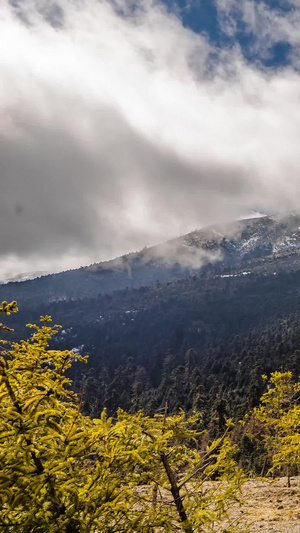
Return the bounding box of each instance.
[231,476,300,532]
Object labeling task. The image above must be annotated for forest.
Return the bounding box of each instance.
[1,299,300,532]
[3,266,300,425]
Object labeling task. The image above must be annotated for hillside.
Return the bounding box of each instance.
[2,213,300,307]
[2,213,300,442]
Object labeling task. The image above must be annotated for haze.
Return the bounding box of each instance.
[1,0,300,281]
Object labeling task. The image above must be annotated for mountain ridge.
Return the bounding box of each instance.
[1,212,300,307]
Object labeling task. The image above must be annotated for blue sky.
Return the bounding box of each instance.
[163,0,294,67]
[1,0,300,279]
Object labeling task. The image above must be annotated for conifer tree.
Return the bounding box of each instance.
[252,371,300,486]
[0,302,245,532]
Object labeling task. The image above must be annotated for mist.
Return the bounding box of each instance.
[1,0,300,280]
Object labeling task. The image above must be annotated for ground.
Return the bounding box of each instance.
[233,477,300,532]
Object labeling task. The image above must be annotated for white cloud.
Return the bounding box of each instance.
[216,0,300,65]
[1,0,300,280]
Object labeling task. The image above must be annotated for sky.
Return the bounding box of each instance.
[1,0,300,280]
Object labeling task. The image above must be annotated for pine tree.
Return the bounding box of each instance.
[0,302,245,532]
[252,371,300,486]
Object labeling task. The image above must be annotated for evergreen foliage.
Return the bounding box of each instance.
[0,303,245,532]
[251,371,300,485]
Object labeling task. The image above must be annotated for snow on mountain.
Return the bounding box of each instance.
[1,213,300,307]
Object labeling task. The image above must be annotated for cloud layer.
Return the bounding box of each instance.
[1,0,300,280]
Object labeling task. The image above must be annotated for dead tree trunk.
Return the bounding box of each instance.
[160,451,193,533]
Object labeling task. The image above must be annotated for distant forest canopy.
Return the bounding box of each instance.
[2,214,300,440]
[3,266,300,430]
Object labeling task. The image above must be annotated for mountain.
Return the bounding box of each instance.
[0,270,51,285]
[2,212,300,424]
[2,212,300,307]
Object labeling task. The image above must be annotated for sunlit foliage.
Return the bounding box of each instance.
[0,303,244,532]
[252,371,300,485]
